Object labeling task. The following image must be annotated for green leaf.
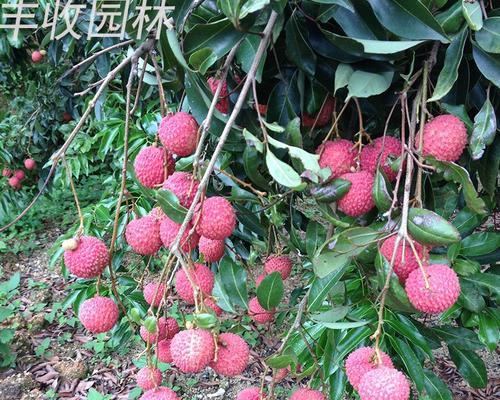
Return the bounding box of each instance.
[476,17,500,53]
[428,28,467,102]
[389,337,425,392]
[469,98,497,160]
[335,63,354,93]
[458,279,486,312]
[257,272,284,310]
[156,190,188,224]
[407,208,461,246]
[472,42,500,89]
[452,207,486,236]
[478,135,500,195]
[461,232,500,257]
[448,346,487,388]
[307,265,351,312]
[144,316,157,333]
[166,29,191,70]
[385,313,433,359]
[266,135,321,174]
[309,179,351,203]
[236,35,266,82]
[310,0,354,11]
[0,272,20,293]
[453,258,481,276]
[285,13,316,76]
[265,149,303,189]
[464,273,500,297]
[346,69,394,99]
[478,311,499,351]
[462,0,483,31]
[194,313,219,329]
[433,326,484,350]
[266,353,295,369]
[188,47,217,74]
[306,220,327,258]
[423,370,453,400]
[372,168,392,212]
[239,0,270,19]
[436,2,465,34]
[216,257,248,310]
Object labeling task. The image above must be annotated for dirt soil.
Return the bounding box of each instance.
[0,226,498,399]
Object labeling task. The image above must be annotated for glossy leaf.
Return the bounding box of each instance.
[472,43,500,88]
[423,370,453,400]
[266,149,303,189]
[478,311,499,351]
[285,14,316,76]
[476,17,500,53]
[478,135,500,195]
[309,179,351,203]
[460,232,500,257]
[448,346,487,388]
[156,190,188,223]
[267,135,321,174]
[372,168,392,212]
[469,98,497,160]
[306,220,327,258]
[462,0,483,31]
[346,69,394,99]
[389,337,425,392]
[215,257,248,310]
[308,265,350,312]
[257,272,284,310]
[433,326,484,351]
[407,208,461,246]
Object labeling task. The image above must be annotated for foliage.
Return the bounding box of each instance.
[0,272,21,368]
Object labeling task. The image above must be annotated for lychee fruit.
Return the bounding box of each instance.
[274,367,289,382]
[337,171,375,217]
[264,255,292,280]
[209,333,249,377]
[380,236,428,283]
[170,329,215,373]
[204,297,223,316]
[345,347,394,391]
[136,366,162,390]
[207,77,229,114]
[257,103,267,116]
[31,50,44,63]
[358,366,410,400]
[24,158,36,170]
[158,112,199,157]
[159,216,199,253]
[8,176,20,189]
[2,168,12,177]
[140,317,179,344]
[149,207,167,222]
[290,388,325,400]
[360,136,402,181]
[140,387,180,400]
[134,146,174,189]
[63,236,109,278]
[78,296,118,333]
[175,263,214,304]
[195,197,236,240]
[62,112,73,122]
[405,264,460,314]
[162,171,199,208]
[316,139,356,179]
[236,387,265,400]
[143,282,166,307]
[198,237,225,262]
[302,96,335,128]
[125,216,162,255]
[156,339,173,363]
[416,114,467,162]
[248,297,275,324]
[14,169,25,180]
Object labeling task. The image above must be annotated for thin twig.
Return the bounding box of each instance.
[150,50,167,117]
[130,53,149,115]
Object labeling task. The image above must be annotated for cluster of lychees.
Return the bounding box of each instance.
[2,158,36,190]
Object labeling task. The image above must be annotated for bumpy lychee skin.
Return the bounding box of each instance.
[237,387,265,400]
[136,366,162,390]
[316,139,356,179]
[14,169,25,180]
[209,333,250,377]
[32,50,44,63]
[380,236,427,283]
[149,207,167,222]
[63,236,109,278]
[195,197,236,240]
[264,255,292,280]
[199,237,225,262]
[140,387,180,400]
[140,317,179,344]
[248,297,275,324]
[417,114,467,162]
[204,297,223,316]
[337,171,375,217]
[143,283,166,307]
[134,146,174,189]
[405,264,460,314]
[360,136,402,181]
[345,347,394,391]
[162,171,199,208]
[358,367,410,400]
[126,216,162,255]
[159,217,199,253]
[274,367,289,383]
[207,77,229,114]
[302,96,335,128]
[78,296,118,333]
[170,329,215,373]
[156,339,173,363]
[175,263,214,304]
[290,388,325,400]
[8,176,20,189]
[2,168,12,177]
[158,112,199,157]
[24,158,36,170]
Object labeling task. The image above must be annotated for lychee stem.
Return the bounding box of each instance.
[320,98,350,150]
[150,50,167,118]
[62,156,84,233]
[406,237,431,289]
[130,53,149,116]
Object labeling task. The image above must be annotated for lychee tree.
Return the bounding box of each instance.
[1,1,499,399]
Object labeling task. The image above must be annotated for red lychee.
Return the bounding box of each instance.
[204,297,223,316]
[159,216,199,253]
[248,297,275,324]
[195,196,236,240]
[264,255,292,280]
[140,387,180,400]
[209,333,249,377]
[360,136,402,181]
[24,158,36,170]
[140,317,179,344]
[175,263,214,304]
[302,96,335,128]
[416,114,467,162]
[198,237,225,262]
[237,387,266,400]
[134,146,174,189]
[358,366,410,400]
[405,264,460,314]
[290,388,325,400]
[125,216,162,255]
[63,236,109,278]
[337,171,375,217]
[158,112,199,157]
[62,112,73,122]
[207,77,229,114]
[143,282,166,307]
[31,50,44,63]
[170,329,215,373]
[345,347,394,391]
[316,139,356,179]
[257,104,267,116]
[78,296,118,333]
[149,207,167,222]
[380,236,428,283]
[162,171,199,208]
[156,339,173,363]
[14,169,25,180]
[2,168,12,177]
[8,176,21,189]
[136,366,162,390]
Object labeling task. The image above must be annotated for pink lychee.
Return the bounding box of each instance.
[360,136,402,181]
[337,171,375,217]
[162,171,200,208]
[63,236,109,278]
[125,216,162,255]
[136,366,162,390]
[358,366,410,400]
[32,50,44,63]
[264,255,292,280]
[8,176,20,189]
[209,333,249,377]
[207,77,229,114]
[78,296,118,333]
[204,297,223,316]
[170,329,215,373]
[380,236,428,283]
[158,112,199,157]
[143,282,166,307]
[159,216,199,253]
[14,169,25,180]
[248,297,275,324]
[302,96,335,128]
[316,139,356,179]
[140,317,179,344]
[290,388,325,400]
[140,387,180,400]
[195,196,236,240]
[2,168,12,177]
[236,387,266,400]
[345,347,394,391]
[156,339,173,363]
[198,237,225,262]
[24,158,36,170]
[175,263,214,304]
[134,146,174,189]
